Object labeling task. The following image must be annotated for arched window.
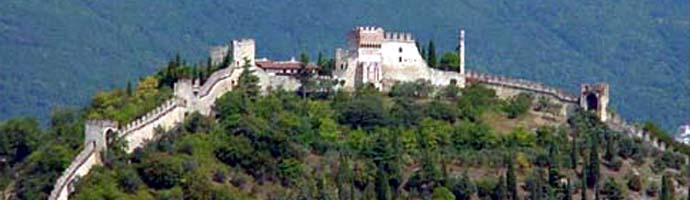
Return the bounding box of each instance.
[399,47,403,53]
[399,57,402,62]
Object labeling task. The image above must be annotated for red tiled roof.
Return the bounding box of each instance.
[256,60,318,70]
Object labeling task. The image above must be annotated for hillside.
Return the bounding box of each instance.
[1,60,689,199]
[0,0,688,130]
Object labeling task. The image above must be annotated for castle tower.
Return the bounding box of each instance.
[580,83,610,122]
[458,28,465,75]
[231,39,256,67]
[84,119,119,152]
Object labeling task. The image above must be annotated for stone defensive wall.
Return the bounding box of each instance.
[117,97,188,152]
[466,70,673,153]
[48,142,99,200]
[49,65,246,200]
[607,113,669,151]
[465,70,579,103]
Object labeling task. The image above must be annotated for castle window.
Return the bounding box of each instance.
[399,57,402,62]
[399,47,403,53]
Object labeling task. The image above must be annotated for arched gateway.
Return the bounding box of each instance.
[580,83,610,122]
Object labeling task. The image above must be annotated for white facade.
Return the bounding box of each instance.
[334,26,465,91]
[675,124,690,145]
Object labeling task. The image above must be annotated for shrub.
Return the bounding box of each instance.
[501,93,532,119]
[118,169,142,194]
[213,169,227,183]
[448,173,476,200]
[646,181,659,197]
[626,174,643,192]
[599,178,625,200]
[137,154,184,189]
[606,157,623,171]
[432,186,456,200]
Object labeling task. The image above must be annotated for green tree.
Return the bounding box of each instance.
[238,58,260,100]
[660,174,674,200]
[586,135,600,188]
[507,156,518,200]
[0,118,41,165]
[432,187,456,200]
[427,40,437,68]
[570,135,578,170]
[138,153,184,189]
[439,52,459,71]
[448,172,476,200]
[599,178,624,200]
[221,49,233,68]
[374,165,390,200]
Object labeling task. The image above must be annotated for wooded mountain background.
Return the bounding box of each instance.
[0,0,688,130]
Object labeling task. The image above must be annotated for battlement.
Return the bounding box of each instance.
[48,142,99,200]
[384,32,414,42]
[118,97,186,138]
[85,119,118,129]
[209,38,256,68]
[466,70,579,103]
[197,67,235,98]
[354,26,384,32]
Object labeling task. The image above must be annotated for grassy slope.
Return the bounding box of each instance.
[0,0,688,129]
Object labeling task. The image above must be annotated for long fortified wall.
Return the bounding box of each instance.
[49,65,246,200]
[50,29,682,200]
[48,142,99,200]
[466,70,673,152]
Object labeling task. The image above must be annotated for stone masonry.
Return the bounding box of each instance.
[51,26,649,200]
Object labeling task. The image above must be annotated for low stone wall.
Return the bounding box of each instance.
[466,71,578,103]
[48,142,99,200]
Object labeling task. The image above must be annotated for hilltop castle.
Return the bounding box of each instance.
[49,26,629,200]
[333,26,465,90]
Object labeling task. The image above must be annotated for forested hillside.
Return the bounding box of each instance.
[0,1,688,130]
[1,54,688,199]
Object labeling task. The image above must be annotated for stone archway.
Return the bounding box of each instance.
[585,93,599,111]
[580,83,610,122]
[105,129,117,146]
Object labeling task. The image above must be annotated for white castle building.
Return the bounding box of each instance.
[675,124,690,145]
[334,26,466,90]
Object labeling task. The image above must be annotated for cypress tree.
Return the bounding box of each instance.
[507,156,518,200]
[493,175,508,200]
[375,165,389,200]
[126,81,132,96]
[586,135,600,188]
[660,174,674,200]
[581,167,588,200]
[570,135,578,170]
[427,40,437,68]
[548,144,561,188]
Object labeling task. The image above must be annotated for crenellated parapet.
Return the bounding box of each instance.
[465,70,579,103]
[118,97,186,136]
[384,32,414,43]
[607,113,670,152]
[48,142,99,200]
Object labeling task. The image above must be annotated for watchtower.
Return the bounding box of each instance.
[209,39,256,68]
[580,83,610,122]
[84,120,119,151]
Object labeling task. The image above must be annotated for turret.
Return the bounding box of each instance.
[458,28,465,75]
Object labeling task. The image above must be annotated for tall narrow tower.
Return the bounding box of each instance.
[458,28,465,75]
